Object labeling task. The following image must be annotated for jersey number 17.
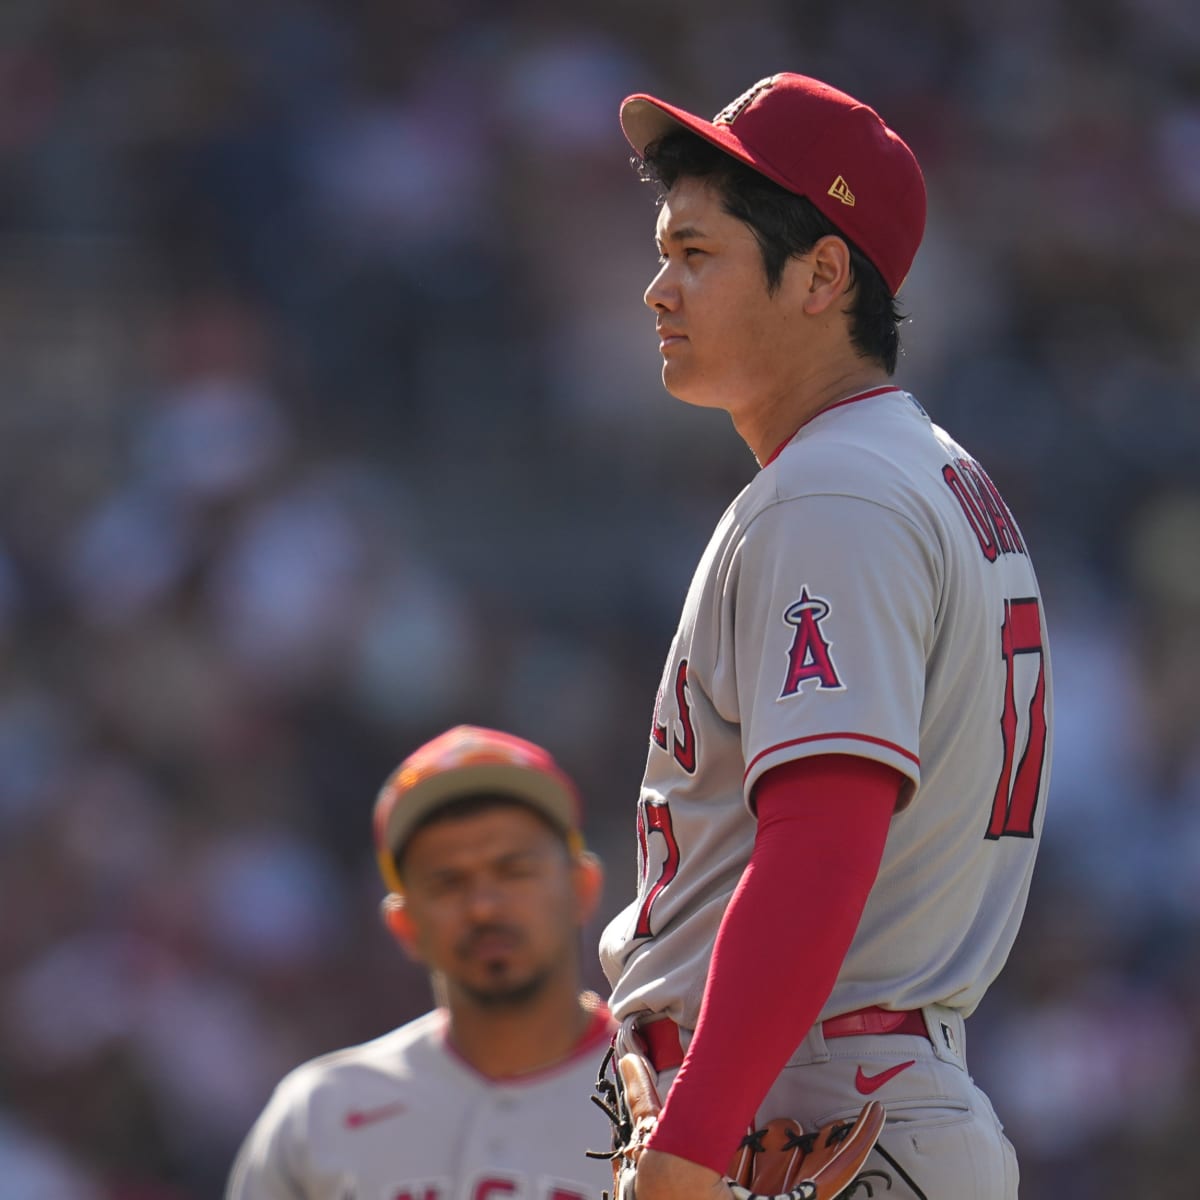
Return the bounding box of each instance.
[986,596,1049,840]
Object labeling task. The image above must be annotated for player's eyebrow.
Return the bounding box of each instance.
[416,844,548,885]
[655,224,711,250]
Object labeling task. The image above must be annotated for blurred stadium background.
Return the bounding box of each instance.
[1,2,1198,1197]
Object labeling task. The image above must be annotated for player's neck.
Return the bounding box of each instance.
[737,358,892,466]
[445,985,594,1080]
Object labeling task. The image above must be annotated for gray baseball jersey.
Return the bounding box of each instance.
[226,1007,615,1200]
[600,386,1052,1031]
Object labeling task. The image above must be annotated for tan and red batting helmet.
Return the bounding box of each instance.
[373,724,585,892]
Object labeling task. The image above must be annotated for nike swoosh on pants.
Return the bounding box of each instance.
[854,1060,916,1094]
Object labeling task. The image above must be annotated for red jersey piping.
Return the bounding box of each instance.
[744,732,919,781]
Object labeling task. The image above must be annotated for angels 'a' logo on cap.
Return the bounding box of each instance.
[714,74,781,125]
[828,175,856,206]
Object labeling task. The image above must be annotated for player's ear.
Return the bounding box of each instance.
[571,850,604,925]
[380,892,423,961]
[800,234,853,315]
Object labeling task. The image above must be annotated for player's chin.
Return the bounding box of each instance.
[463,966,547,1008]
[662,370,722,411]
[661,362,703,403]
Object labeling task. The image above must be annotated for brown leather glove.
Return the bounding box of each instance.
[590,1048,885,1200]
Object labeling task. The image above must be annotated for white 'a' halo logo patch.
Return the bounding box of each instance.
[779,587,844,696]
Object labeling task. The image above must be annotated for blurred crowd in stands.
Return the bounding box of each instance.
[0,2,1198,1197]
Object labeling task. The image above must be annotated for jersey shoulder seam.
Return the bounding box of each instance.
[740,488,930,542]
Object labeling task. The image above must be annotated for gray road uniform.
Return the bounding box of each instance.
[600,386,1053,1200]
[227,1008,615,1200]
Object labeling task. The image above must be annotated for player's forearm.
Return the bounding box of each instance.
[633,1147,728,1200]
[646,754,897,1172]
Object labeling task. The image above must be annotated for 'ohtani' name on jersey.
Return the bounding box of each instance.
[942,457,1026,562]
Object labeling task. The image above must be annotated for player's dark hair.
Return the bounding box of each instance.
[394,792,570,878]
[639,130,902,373]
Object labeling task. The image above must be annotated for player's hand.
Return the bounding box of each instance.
[633,1148,729,1200]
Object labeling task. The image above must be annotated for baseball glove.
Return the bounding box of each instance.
[589,1047,885,1200]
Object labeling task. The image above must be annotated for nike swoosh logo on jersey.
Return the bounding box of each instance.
[854,1060,916,1095]
[343,1100,407,1129]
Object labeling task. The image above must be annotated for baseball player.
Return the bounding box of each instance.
[598,74,1053,1200]
[227,725,616,1200]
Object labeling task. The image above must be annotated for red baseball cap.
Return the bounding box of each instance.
[619,72,926,295]
[373,725,584,891]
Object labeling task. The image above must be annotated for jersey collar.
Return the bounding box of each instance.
[440,999,613,1084]
[762,385,901,468]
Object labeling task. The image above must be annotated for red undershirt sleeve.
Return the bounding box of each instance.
[644,753,900,1174]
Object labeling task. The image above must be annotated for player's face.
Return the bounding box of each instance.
[644,177,810,417]
[398,806,584,1009]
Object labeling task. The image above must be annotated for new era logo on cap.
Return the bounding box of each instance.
[828,176,856,206]
[618,72,926,294]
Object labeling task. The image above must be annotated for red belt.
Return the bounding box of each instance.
[637,1006,929,1072]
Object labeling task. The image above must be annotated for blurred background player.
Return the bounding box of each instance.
[600,73,1053,1200]
[226,725,614,1200]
